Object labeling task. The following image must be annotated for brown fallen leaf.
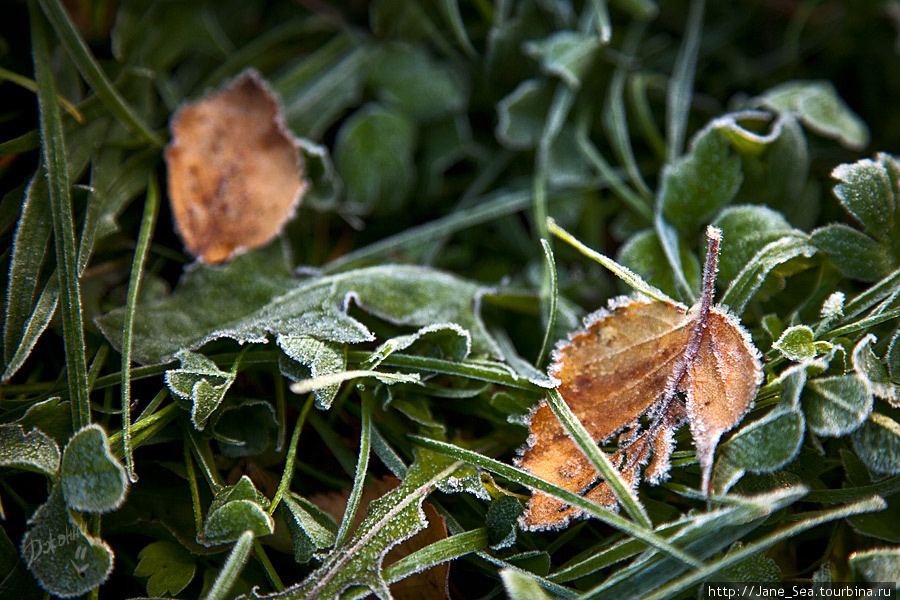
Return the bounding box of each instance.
[310,477,450,600]
[518,227,763,530]
[165,69,306,263]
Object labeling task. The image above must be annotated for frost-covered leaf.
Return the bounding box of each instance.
[712,206,798,291]
[773,326,817,362]
[435,463,489,500]
[213,400,278,457]
[486,496,523,550]
[802,374,872,437]
[165,70,306,264]
[713,366,806,494]
[203,476,274,546]
[851,413,900,475]
[849,547,900,587]
[365,323,471,369]
[0,424,60,476]
[134,541,196,598]
[278,336,346,409]
[295,138,342,212]
[368,44,467,123]
[521,229,763,529]
[281,495,336,564]
[756,80,869,150]
[96,248,499,365]
[244,449,460,599]
[15,396,73,447]
[523,31,601,89]
[659,125,743,232]
[335,102,416,213]
[720,234,818,315]
[21,486,113,598]
[811,223,892,282]
[852,334,897,402]
[59,424,128,513]
[500,569,553,600]
[832,158,897,242]
[165,350,239,430]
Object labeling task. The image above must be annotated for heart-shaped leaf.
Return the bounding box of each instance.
[59,424,128,513]
[203,476,274,546]
[21,486,113,598]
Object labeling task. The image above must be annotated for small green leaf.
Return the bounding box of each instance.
[852,334,897,401]
[849,547,900,587]
[213,400,278,458]
[296,138,343,212]
[851,413,900,476]
[278,336,346,409]
[802,374,872,437]
[0,424,60,476]
[832,158,896,242]
[500,569,554,600]
[486,495,523,550]
[659,124,743,232]
[522,31,601,89]
[811,223,891,282]
[368,44,467,122]
[165,350,239,430]
[712,205,797,290]
[281,496,337,564]
[203,476,274,546]
[495,79,550,150]
[713,367,806,493]
[757,80,869,150]
[59,424,128,513]
[334,102,416,213]
[134,541,196,598]
[365,323,471,369]
[15,396,73,447]
[773,326,818,362]
[21,485,113,598]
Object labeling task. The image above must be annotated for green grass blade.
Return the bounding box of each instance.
[2,274,58,382]
[203,530,255,600]
[665,0,705,161]
[548,218,679,305]
[411,436,702,568]
[535,239,558,367]
[0,66,84,122]
[269,395,314,515]
[333,392,374,548]
[383,528,489,586]
[30,3,91,431]
[36,0,163,146]
[545,388,652,528]
[640,496,886,600]
[120,176,159,483]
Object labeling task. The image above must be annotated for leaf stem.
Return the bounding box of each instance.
[203,530,255,600]
[535,239,558,367]
[269,394,314,515]
[333,391,374,548]
[120,176,159,483]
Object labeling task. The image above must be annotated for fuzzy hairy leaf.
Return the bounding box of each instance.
[849,547,900,587]
[281,495,337,564]
[203,476,274,546]
[659,125,743,232]
[96,247,498,365]
[757,80,869,150]
[213,400,278,457]
[278,335,346,409]
[0,424,60,476]
[851,413,900,475]
[59,424,128,513]
[802,374,872,437]
[165,349,240,430]
[21,485,113,598]
[832,158,897,242]
[243,448,460,599]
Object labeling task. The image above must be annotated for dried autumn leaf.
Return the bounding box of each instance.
[518,227,762,530]
[165,70,306,263]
